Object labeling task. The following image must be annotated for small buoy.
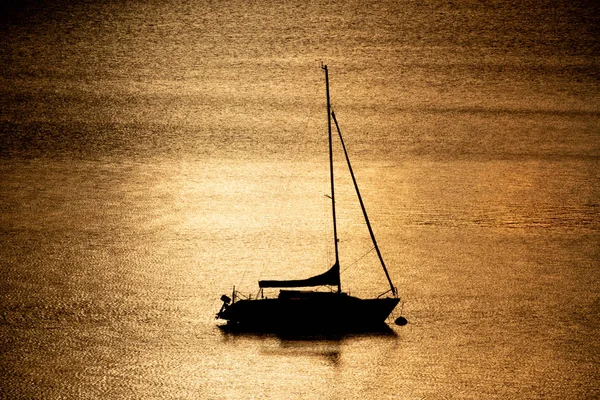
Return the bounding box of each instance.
[394,316,408,326]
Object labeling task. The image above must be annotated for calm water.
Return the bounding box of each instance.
[1,0,599,398]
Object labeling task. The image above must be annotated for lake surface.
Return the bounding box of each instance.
[1,0,599,398]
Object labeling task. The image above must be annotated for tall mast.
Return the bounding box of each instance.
[322,65,340,293]
[331,110,397,297]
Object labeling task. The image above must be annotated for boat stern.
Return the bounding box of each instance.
[216,294,231,320]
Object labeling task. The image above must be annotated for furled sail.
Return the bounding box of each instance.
[259,262,339,288]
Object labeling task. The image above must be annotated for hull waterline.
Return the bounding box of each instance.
[218,291,399,332]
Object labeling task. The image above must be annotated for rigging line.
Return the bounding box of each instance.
[340,246,375,275]
[331,108,397,297]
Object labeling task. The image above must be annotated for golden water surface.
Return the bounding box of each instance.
[1,0,598,398]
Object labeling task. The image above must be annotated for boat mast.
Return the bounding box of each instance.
[323,64,341,293]
[331,110,397,297]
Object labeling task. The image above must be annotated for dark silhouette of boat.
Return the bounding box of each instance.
[216,65,407,332]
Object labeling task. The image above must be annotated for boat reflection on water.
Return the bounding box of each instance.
[217,319,398,369]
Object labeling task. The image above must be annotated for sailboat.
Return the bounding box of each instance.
[216,65,406,331]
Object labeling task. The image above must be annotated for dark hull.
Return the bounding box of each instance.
[217,292,399,332]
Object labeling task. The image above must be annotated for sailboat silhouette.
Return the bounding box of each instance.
[217,65,406,332]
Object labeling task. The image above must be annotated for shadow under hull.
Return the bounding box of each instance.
[218,321,397,340]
